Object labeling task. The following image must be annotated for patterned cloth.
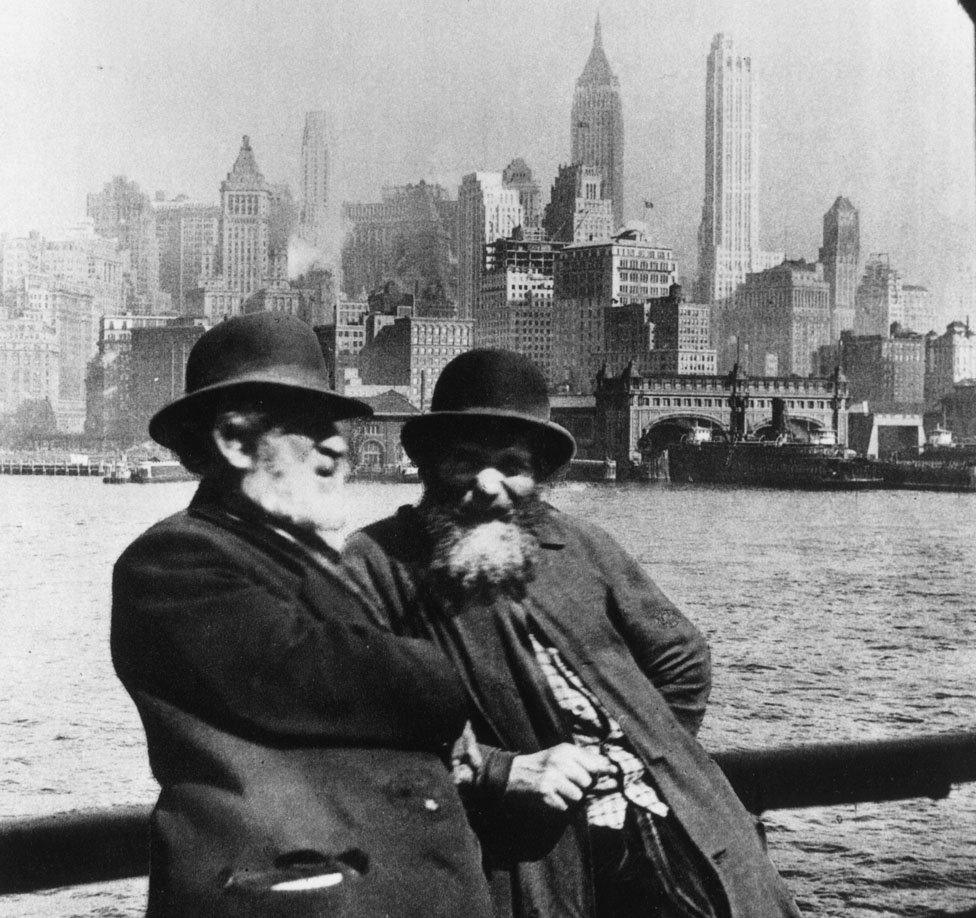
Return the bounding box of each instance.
[527,628,669,829]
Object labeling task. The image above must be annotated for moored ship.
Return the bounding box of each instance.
[668,430,883,489]
[665,368,883,489]
[129,460,198,484]
[875,427,976,492]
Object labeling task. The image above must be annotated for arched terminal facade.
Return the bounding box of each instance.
[592,366,850,470]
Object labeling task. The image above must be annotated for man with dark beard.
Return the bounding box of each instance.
[343,349,800,918]
[111,313,493,917]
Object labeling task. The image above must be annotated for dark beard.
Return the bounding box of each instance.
[416,490,547,603]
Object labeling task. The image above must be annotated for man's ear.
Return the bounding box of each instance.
[212,412,260,471]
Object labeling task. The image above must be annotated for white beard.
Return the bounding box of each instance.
[420,498,543,600]
[440,519,535,593]
[241,457,349,546]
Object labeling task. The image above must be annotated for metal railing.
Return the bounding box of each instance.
[2,731,975,895]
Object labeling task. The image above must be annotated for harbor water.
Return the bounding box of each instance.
[1,477,974,916]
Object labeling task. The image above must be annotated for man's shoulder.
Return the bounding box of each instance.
[346,505,420,561]
[115,504,263,575]
[540,502,624,554]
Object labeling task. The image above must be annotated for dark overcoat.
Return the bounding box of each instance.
[343,504,801,918]
[111,485,493,917]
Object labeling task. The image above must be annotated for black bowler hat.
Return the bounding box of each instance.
[401,349,576,478]
[149,312,371,453]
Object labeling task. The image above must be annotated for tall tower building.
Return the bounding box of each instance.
[457,173,523,319]
[819,196,860,339]
[543,163,614,243]
[300,111,331,247]
[571,17,624,229]
[501,158,542,232]
[219,135,271,296]
[697,34,763,305]
[87,176,164,314]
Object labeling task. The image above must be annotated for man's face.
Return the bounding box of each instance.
[238,416,350,541]
[418,433,544,600]
[430,440,538,522]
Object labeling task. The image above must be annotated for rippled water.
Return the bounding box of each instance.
[1,477,974,916]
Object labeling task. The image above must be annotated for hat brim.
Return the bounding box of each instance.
[149,377,373,453]
[401,409,576,478]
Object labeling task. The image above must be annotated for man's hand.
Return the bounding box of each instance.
[505,744,613,812]
[451,721,484,789]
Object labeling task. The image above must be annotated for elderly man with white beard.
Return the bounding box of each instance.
[110,312,493,918]
[343,348,800,918]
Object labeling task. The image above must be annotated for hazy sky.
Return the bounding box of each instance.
[1,0,974,322]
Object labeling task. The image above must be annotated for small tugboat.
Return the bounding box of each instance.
[876,426,976,492]
[102,460,132,484]
[129,460,198,484]
[667,367,884,489]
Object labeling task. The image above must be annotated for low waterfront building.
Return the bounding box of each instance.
[346,389,419,474]
[847,410,925,459]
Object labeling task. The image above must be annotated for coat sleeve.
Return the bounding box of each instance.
[111,523,467,752]
[591,528,713,735]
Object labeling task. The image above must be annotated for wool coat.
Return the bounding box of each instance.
[343,504,801,918]
[111,484,493,918]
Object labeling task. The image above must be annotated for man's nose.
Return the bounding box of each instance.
[472,468,512,506]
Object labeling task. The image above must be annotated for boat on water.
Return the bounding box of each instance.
[874,426,976,492]
[129,460,198,484]
[102,461,132,484]
[668,433,883,489]
[666,369,884,490]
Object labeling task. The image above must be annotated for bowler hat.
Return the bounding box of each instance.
[149,312,371,453]
[401,349,576,477]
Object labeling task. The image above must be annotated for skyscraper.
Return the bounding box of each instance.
[154,198,221,314]
[300,111,331,247]
[571,17,624,229]
[219,135,271,296]
[697,34,765,304]
[543,163,614,243]
[501,158,542,232]
[87,176,164,314]
[457,173,522,319]
[819,196,860,339]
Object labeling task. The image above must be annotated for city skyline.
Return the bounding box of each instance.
[0,0,973,323]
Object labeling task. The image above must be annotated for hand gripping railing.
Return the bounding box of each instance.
[1,731,975,895]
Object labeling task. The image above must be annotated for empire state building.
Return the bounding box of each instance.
[571,16,624,229]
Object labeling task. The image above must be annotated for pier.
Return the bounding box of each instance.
[0,459,107,477]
